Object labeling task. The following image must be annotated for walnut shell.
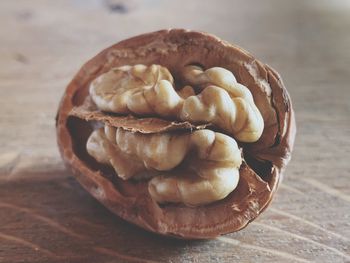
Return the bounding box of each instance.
[56,29,296,239]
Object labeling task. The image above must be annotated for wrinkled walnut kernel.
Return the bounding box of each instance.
[90,64,264,142]
[87,64,263,206]
[87,126,241,206]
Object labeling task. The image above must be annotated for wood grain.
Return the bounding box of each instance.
[0,0,349,262]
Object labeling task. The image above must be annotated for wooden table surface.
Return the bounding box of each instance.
[1,0,349,262]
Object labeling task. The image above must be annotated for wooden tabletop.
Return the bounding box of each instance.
[1,0,349,262]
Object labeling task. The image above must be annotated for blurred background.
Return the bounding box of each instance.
[1,0,349,170]
[0,1,349,262]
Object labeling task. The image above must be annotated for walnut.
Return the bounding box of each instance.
[56,29,295,239]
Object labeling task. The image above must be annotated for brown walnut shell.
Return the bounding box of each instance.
[56,29,296,239]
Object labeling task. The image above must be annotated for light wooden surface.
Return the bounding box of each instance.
[1,0,350,262]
